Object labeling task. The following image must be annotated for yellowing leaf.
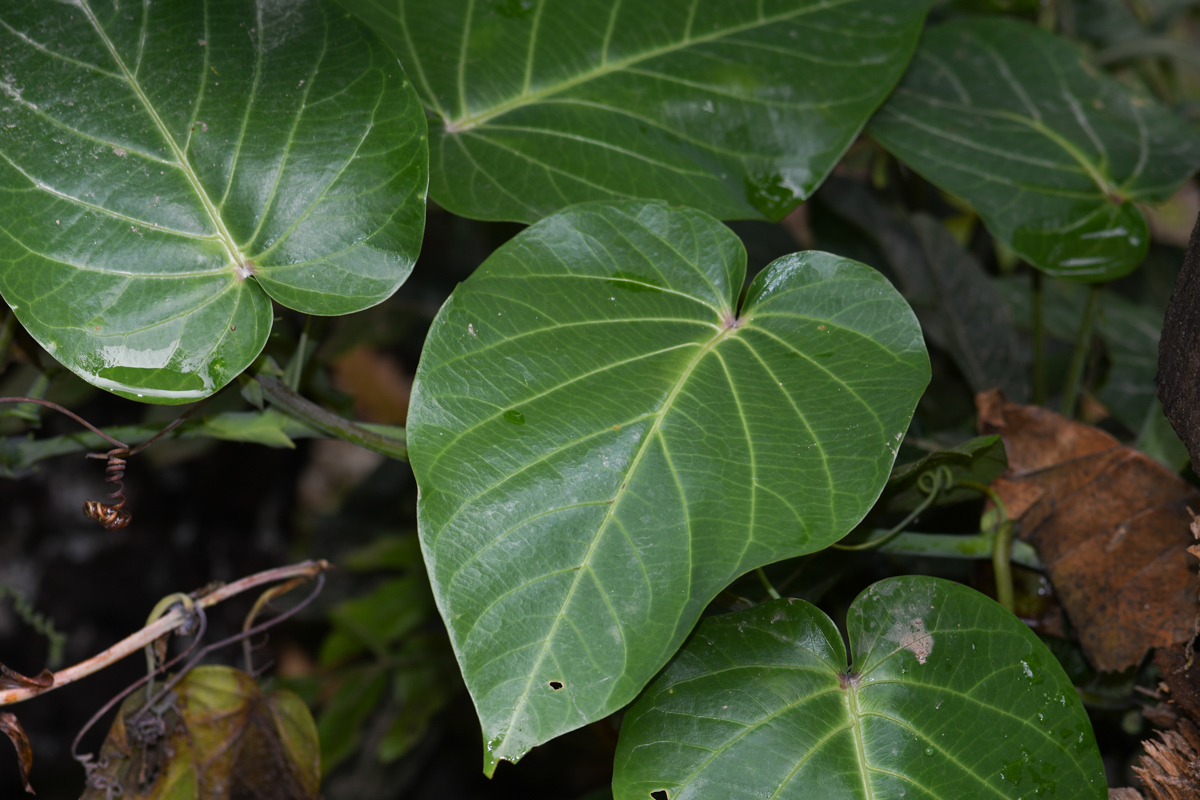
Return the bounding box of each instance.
[80,666,320,799]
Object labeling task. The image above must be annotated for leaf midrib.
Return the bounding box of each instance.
[887,90,1121,198]
[491,318,743,764]
[79,0,244,269]
[444,0,856,131]
[845,681,877,800]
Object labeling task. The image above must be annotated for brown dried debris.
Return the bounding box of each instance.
[977,390,1200,672]
[1130,719,1200,800]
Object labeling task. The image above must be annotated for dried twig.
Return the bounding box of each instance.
[0,560,331,706]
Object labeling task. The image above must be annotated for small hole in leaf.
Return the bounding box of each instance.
[548,680,564,690]
[651,791,670,800]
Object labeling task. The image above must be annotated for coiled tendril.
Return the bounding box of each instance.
[0,396,200,531]
[82,446,132,530]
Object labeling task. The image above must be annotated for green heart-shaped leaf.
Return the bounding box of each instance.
[0,0,427,402]
[868,18,1200,281]
[613,576,1105,800]
[407,201,930,772]
[343,0,932,223]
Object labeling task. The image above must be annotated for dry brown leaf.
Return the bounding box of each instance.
[0,712,34,794]
[1188,510,1200,562]
[977,390,1200,672]
[80,665,319,800]
[0,665,53,692]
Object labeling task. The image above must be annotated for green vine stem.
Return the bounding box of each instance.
[754,568,782,601]
[253,375,408,461]
[0,407,407,475]
[992,519,1017,612]
[957,479,1017,610]
[1061,283,1101,418]
[833,466,952,552]
[875,530,1041,569]
[1031,270,1046,405]
[844,473,1031,610]
[283,316,318,392]
[0,586,66,668]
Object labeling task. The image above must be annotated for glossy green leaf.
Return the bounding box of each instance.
[408,200,930,772]
[343,0,932,223]
[613,576,1106,800]
[869,18,1200,281]
[0,0,428,403]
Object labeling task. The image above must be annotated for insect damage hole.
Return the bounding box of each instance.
[548,680,564,691]
[651,791,670,800]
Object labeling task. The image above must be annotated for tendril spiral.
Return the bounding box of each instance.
[82,447,131,530]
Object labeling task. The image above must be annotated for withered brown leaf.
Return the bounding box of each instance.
[0,712,35,794]
[978,390,1200,671]
[79,665,319,800]
[0,665,53,692]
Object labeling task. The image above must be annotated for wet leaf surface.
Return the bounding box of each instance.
[80,665,319,799]
[0,0,427,402]
[408,200,929,771]
[870,18,1200,281]
[343,0,932,222]
[613,576,1106,800]
[977,390,1200,671]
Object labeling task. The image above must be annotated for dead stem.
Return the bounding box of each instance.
[0,560,331,706]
